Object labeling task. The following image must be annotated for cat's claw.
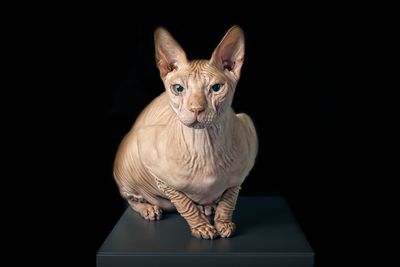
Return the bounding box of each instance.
[191,224,218,239]
[215,220,236,238]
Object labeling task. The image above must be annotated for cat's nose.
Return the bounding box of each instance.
[189,104,205,114]
[188,93,206,114]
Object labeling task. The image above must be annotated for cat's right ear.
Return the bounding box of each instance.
[154,27,188,78]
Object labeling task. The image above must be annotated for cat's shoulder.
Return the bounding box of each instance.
[135,93,176,164]
[236,113,256,135]
[134,92,174,128]
[235,113,258,154]
[136,124,166,166]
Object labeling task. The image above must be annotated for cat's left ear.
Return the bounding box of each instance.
[210,26,245,77]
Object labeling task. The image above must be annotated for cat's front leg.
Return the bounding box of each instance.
[155,178,217,239]
[214,186,241,238]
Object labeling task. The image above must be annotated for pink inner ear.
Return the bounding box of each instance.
[167,62,176,72]
[160,61,179,77]
[223,60,234,71]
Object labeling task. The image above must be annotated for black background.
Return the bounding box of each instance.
[6,3,387,267]
[83,6,372,267]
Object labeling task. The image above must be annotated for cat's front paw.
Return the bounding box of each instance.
[215,220,236,238]
[191,224,218,240]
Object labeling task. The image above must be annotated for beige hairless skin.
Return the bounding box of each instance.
[114,26,258,239]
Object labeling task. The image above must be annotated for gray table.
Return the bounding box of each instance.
[97,196,314,267]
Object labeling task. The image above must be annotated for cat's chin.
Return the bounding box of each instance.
[181,120,207,129]
[188,121,206,129]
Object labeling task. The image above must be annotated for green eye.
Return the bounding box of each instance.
[211,83,223,92]
[173,84,185,93]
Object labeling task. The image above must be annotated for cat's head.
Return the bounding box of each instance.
[154,26,245,129]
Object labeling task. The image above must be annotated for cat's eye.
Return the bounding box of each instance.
[172,84,185,94]
[210,83,223,93]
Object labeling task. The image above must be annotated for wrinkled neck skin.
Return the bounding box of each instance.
[167,108,236,163]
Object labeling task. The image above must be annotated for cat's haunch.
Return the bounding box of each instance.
[114,26,258,239]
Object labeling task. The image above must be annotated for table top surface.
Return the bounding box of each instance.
[98,196,314,256]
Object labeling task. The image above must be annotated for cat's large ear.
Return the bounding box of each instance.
[154,27,188,78]
[210,26,245,77]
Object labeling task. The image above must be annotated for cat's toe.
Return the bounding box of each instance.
[215,220,236,238]
[140,205,163,221]
[191,224,218,240]
[153,206,163,220]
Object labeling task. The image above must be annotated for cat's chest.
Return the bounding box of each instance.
[163,155,241,204]
[138,126,246,202]
[167,149,241,187]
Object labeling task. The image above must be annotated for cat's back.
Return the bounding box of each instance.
[116,92,172,155]
[114,92,173,179]
[132,92,174,131]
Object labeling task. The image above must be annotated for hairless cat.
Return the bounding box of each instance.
[114,26,258,239]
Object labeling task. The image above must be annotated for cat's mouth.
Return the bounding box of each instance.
[180,114,213,129]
